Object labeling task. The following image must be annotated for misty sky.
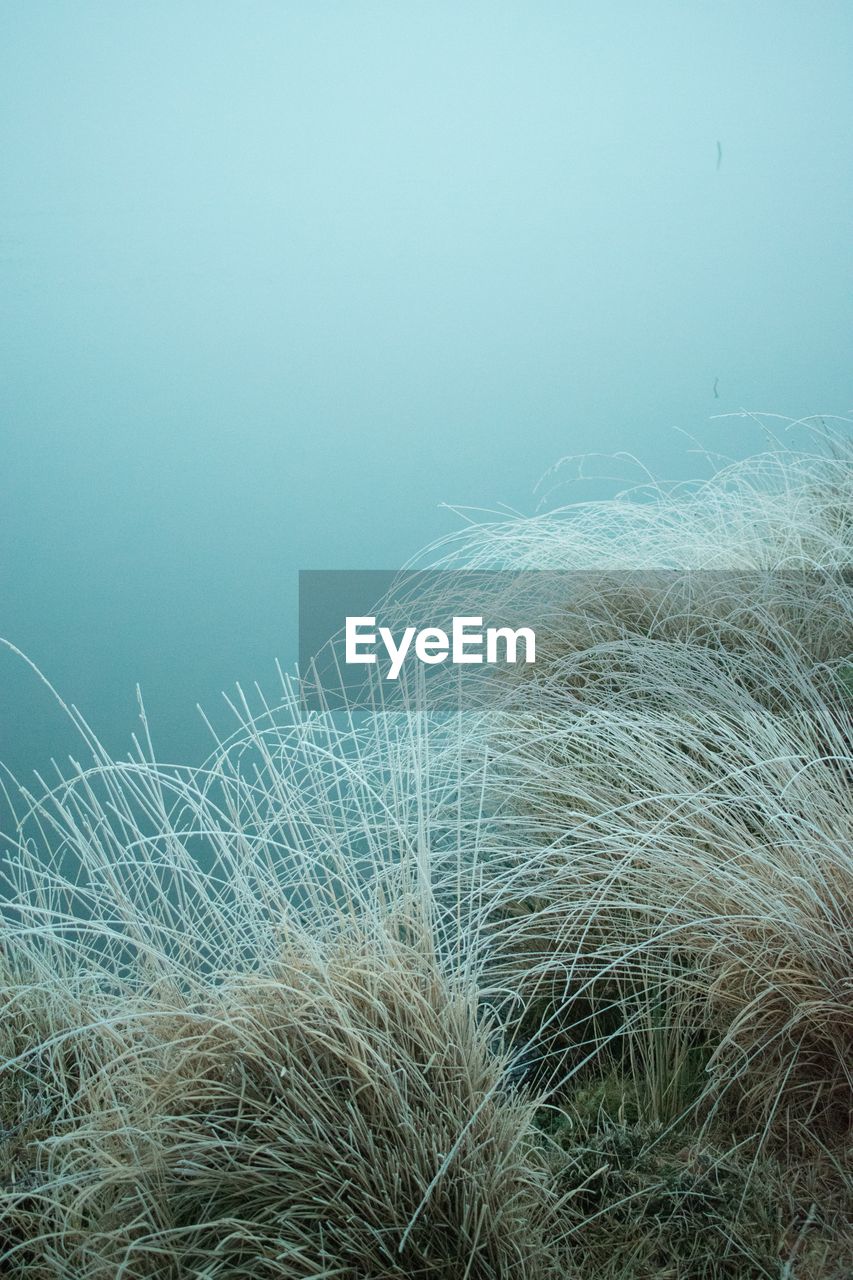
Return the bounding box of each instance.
[1,1,851,781]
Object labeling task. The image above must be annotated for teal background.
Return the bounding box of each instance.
[1,2,851,782]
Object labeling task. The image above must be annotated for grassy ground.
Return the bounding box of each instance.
[1,426,850,1276]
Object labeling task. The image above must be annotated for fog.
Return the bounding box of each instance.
[1,1,850,781]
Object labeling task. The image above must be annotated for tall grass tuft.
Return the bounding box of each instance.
[1,419,850,1276]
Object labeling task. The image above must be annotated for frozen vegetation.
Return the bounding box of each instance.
[1,422,851,1277]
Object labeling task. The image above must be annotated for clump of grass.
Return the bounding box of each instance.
[0,921,568,1278]
[468,630,853,1147]
[146,923,566,1280]
[0,964,174,1278]
[404,430,853,1159]
[1,422,851,1275]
